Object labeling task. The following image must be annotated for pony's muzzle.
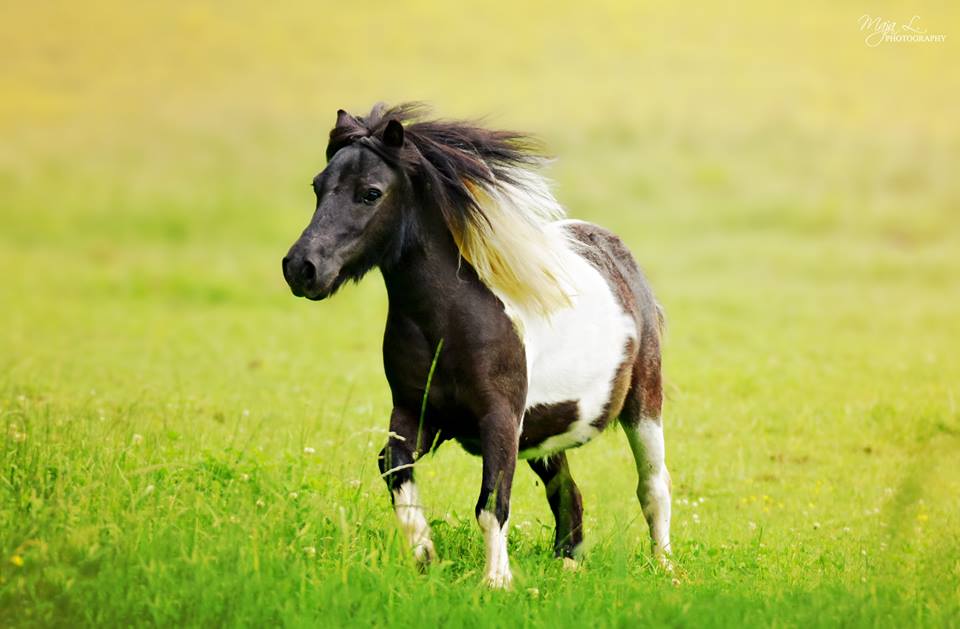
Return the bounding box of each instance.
[283,253,317,297]
[282,252,338,300]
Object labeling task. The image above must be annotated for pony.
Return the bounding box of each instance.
[282,103,672,588]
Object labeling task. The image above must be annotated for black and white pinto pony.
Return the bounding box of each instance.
[282,104,672,588]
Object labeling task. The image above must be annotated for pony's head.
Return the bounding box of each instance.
[283,108,412,300]
[283,103,573,313]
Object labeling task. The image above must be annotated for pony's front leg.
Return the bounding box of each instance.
[378,407,437,565]
[475,405,520,589]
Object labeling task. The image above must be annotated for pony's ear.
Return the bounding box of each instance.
[382,119,404,148]
[335,109,358,128]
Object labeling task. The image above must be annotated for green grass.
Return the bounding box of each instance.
[2,1,959,626]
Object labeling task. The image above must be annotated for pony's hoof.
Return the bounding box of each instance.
[413,542,436,566]
[484,571,513,590]
[657,554,674,573]
[561,557,580,572]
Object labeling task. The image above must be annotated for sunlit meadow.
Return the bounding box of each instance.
[1,2,959,626]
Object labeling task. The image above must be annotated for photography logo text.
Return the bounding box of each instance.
[859,14,946,47]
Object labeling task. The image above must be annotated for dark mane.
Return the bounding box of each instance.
[326,102,546,235]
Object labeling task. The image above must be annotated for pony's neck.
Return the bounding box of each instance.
[380,207,477,316]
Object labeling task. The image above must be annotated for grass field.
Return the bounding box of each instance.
[2,2,959,626]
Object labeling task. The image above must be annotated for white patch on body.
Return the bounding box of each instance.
[392,481,435,563]
[623,417,672,564]
[494,220,636,459]
[477,510,512,588]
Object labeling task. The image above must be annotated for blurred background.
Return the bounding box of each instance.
[3,1,959,456]
[2,0,957,406]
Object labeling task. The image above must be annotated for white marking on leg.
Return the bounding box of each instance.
[392,481,435,563]
[477,510,512,588]
[624,418,672,565]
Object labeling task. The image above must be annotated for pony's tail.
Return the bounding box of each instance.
[655,302,666,337]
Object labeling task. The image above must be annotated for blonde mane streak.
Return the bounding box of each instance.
[456,169,575,316]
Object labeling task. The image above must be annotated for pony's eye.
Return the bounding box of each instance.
[361,188,382,205]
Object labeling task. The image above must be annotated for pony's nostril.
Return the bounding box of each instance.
[299,259,316,283]
[282,256,291,278]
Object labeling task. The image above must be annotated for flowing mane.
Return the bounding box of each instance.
[326,103,573,315]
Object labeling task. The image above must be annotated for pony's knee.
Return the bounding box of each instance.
[378,443,413,491]
[475,491,511,526]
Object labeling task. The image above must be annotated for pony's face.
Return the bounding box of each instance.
[283,142,408,300]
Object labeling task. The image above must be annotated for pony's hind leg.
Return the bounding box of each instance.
[621,417,672,565]
[620,350,672,567]
[528,452,584,559]
[378,406,437,565]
